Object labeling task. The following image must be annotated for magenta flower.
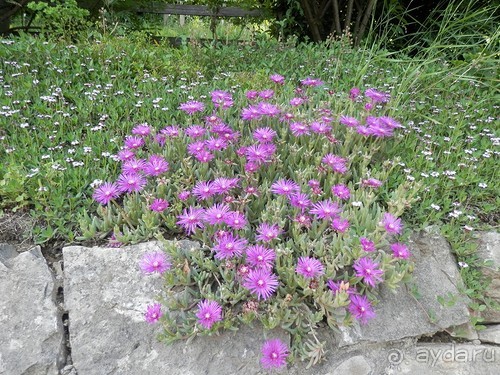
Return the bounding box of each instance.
[379,116,402,129]
[196,300,222,329]
[339,115,360,127]
[253,127,277,143]
[241,105,262,121]
[212,177,239,195]
[300,77,324,86]
[140,252,171,274]
[194,150,214,163]
[245,144,274,165]
[178,190,191,201]
[225,211,247,230]
[349,87,361,100]
[310,121,331,135]
[176,206,205,234]
[92,182,120,205]
[124,136,145,149]
[293,214,312,228]
[179,100,205,115]
[246,245,276,269]
[257,102,281,117]
[187,141,206,156]
[122,158,146,174]
[365,88,389,103]
[144,155,169,176]
[117,149,135,162]
[161,125,180,138]
[322,153,348,174]
[270,74,285,84]
[260,339,289,369]
[131,123,151,136]
[289,97,305,106]
[213,232,247,260]
[332,217,350,233]
[309,199,342,220]
[211,90,233,109]
[150,198,169,212]
[243,268,279,300]
[391,243,411,259]
[185,125,206,138]
[259,89,274,100]
[362,178,383,188]
[360,237,376,252]
[256,223,282,243]
[116,172,147,193]
[205,136,228,152]
[271,179,300,197]
[296,257,324,278]
[327,280,356,295]
[192,180,216,201]
[380,213,403,235]
[203,203,231,225]
[353,257,384,287]
[144,303,163,324]
[348,295,376,324]
[289,192,312,210]
[246,90,259,100]
[331,184,350,200]
[289,121,310,137]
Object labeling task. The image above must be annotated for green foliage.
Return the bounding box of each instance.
[27,0,91,40]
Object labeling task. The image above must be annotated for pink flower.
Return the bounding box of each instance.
[290,193,312,210]
[253,127,277,143]
[349,87,361,100]
[380,213,403,235]
[300,77,324,86]
[140,252,171,274]
[179,100,205,114]
[353,257,384,288]
[196,300,222,329]
[331,184,350,200]
[144,155,169,176]
[225,211,247,230]
[185,125,206,138]
[309,200,341,220]
[270,179,300,197]
[144,303,163,324]
[122,158,146,174]
[289,121,310,136]
[117,149,135,162]
[246,90,259,100]
[260,339,289,369]
[332,217,350,233]
[391,243,411,259]
[116,172,147,193]
[212,232,247,259]
[243,268,279,300]
[257,102,280,117]
[339,115,360,127]
[259,89,274,99]
[360,237,376,252]
[150,198,169,212]
[245,245,276,269]
[203,203,231,225]
[192,180,216,201]
[362,178,383,188]
[322,154,348,174]
[270,74,285,84]
[289,97,304,106]
[241,105,262,121]
[131,123,151,136]
[296,257,324,278]
[124,136,145,150]
[92,182,120,205]
[212,177,239,195]
[365,88,389,103]
[211,90,233,109]
[255,223,282,243]
[176,206,205,234]
[348,295,376,324]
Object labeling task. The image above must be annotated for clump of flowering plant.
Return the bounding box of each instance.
[81,74,420,368]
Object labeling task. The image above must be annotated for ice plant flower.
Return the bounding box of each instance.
[300,77,324,86]
[116,172,147,193]
[185,125,206,138]
[123,158,146,174]
[348,295,376,324]
[360,237,376,252]
[225,211,247,230]
[140,252,171,274]
[295,257,324,278]
[176,206,205,234]
[390,243,411,259]
[327,280,356,295]
[322,153,348,174]
[144,155,169,176]
[380,213,403,235]
[144,303,163,324]
[362,178,383,188]
[212,177,239,195]
[253,127,277,143]
[309,200,341,220]
[243,268,279,300]
[213,232,247,259]
[255,223,282,243]
[271,179,301,197]
[179,100,205,114]
[124,135,145,149]
[260,339,289,369]
[203,203,231,225]
[192,180,216,201]
[353,257,384,287]
[245,245,276,269]
[332,217,350,233]
[92,182,120,205]
[365,88,389,103]
[290,193,312,210]
[339,115,359,127]
[331,184,350,200]
[150,198,169,212]
[270,74,285,84]
[131,123,151,136]
[259,89,274,99]
[196,300,223,329]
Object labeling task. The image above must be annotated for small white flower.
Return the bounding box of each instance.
[458,261,468,268]
[351,201,363,207]
[430,204,441,211]
[478,182,487,188]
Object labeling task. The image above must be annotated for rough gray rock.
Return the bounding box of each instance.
[476,231,500,323]
[331,355,371,375]
[478,324,500,345]
[337,228,470,346]
[0,245,64,375]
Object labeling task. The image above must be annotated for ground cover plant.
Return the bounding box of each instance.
[0,17,498,368]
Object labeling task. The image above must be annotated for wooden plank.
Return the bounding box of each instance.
[136,4,263,17]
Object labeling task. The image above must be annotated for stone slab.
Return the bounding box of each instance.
[0,245,63,375]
